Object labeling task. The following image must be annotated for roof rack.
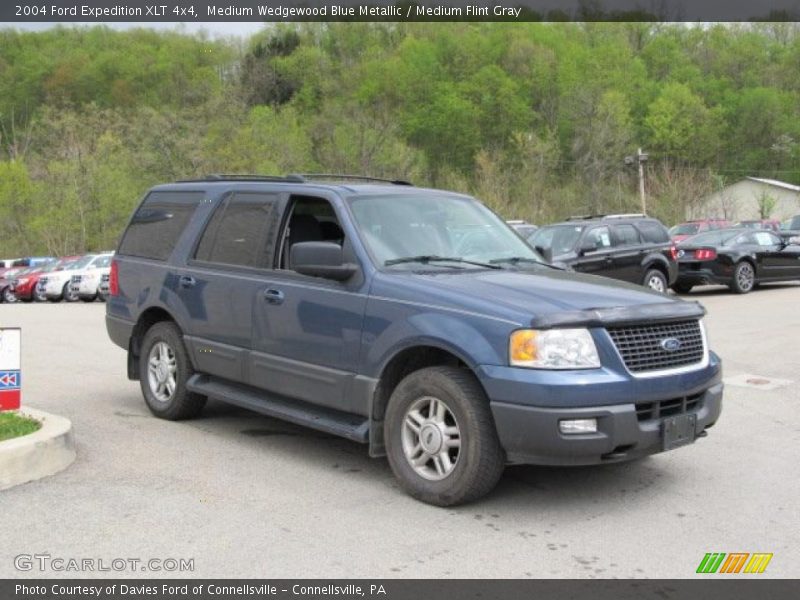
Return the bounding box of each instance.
[182,174,307,183]
[287,173,413,186]
[566,213,648,221]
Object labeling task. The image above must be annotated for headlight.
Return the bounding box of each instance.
[509,328,600,369]
[17,278,28,284]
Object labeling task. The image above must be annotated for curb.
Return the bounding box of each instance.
[0,407,76,491]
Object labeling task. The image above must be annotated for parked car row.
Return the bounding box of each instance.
[512,212,800,296]
[0,252,114,304]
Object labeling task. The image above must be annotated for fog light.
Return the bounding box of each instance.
[559,418,597,434]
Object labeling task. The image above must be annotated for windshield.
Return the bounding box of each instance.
[529,225,584,255]
[349,193,541,269]
[670,223,700,235]
[683,231,739,246]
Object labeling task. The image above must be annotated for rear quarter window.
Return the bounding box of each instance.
[637,221,670,244]
[118,191,203,260]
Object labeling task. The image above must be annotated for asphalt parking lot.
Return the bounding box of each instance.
[2,284,799,579]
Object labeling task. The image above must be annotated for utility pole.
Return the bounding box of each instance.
[625,148,649,214]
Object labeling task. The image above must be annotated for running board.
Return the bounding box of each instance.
[186,374,369,443]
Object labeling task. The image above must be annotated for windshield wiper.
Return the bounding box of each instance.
[489,257,566,270]
[385,255,502,269]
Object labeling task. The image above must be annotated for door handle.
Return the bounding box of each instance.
[263,288,285,305]
[179,275,197,288]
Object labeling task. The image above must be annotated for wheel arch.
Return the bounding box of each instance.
[128,306,180,380]
[368,342,488,457]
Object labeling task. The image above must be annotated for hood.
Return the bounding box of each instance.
[386,267,701,327]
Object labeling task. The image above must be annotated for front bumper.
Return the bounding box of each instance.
[479,353,722,465]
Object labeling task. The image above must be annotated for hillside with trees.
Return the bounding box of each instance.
[1,22,799,255]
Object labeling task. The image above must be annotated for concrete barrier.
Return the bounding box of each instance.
[0,407,76,491]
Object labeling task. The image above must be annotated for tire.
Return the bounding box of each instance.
[643,268,668,293]
[63,281,78,302]
[139,321,206,420]
[80,294,97,302]
[384,366,505,506]
[33,285,47,302]
[730,261,755,294]
[671,282,694,294]
[1,287,16,303]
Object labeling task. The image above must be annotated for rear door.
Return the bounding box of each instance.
[179,190,284,382]
[609,223,644,283]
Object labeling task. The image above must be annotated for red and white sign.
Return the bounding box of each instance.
[0,328,21,410]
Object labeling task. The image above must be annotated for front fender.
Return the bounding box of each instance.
[362,308,510,378]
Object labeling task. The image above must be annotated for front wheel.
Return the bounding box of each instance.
[33,285,47,302]
[384,366,505,506]
[139,321,206,420]
[730,261,755,294]
[2,287,17,303]
[643,268,668,293]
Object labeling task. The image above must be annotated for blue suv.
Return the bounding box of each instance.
[106,175,723,506]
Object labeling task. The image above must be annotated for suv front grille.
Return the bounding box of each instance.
[636,392,704,421]
[71,275,81,283]
[38,276,48,285]
[606,320,704,373]
[100,274,109,282]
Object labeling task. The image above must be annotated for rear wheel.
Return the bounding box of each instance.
[643,268,667,293]
[139,321,206,420]
[384,366,505,506]
[730,261,755,294]
[2,287,17,303]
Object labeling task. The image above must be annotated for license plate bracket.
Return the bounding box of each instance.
[662,413,697,451]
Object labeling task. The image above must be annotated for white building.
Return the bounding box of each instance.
[694,177,800,221]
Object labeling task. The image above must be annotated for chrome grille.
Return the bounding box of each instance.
[71,275,81,283]
[607,320,704,373]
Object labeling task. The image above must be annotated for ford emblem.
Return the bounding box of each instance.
[661,338,682,352]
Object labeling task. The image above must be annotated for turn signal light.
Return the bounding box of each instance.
[669,245,678,261]
[694,248,717,260]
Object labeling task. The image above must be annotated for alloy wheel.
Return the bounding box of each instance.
[401,396,461,481]
[147,341,178,403]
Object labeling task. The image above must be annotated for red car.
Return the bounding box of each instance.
[734,219,781,232]
[669,218,731,243]
[11,256,80,302]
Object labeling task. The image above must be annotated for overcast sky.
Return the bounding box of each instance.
[0,22,268,38]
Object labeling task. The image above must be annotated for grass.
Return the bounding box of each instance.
[0,412,41,442]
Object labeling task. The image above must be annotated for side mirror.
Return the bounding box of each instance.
[290,241,358,282]
[578,241,596,256]
[537,246,554,263]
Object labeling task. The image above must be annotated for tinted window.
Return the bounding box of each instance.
[195,192,279,268]
[613,224,641,246]
[637,221,670,243]
[686,231,740,246]
[119,191,203,260]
